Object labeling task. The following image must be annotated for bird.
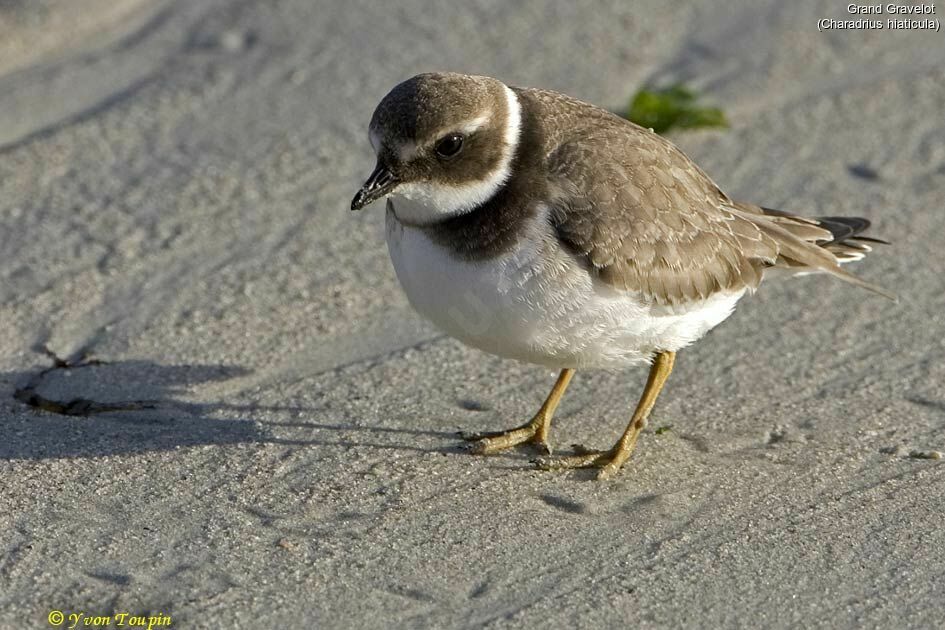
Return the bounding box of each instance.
[350,72,892,480]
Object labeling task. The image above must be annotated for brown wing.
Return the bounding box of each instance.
[540,106,893,304]
[546,124,784,305]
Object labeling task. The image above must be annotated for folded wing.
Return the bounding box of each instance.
[546,124,893,304]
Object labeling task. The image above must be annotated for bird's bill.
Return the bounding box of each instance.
[351,162,398,211]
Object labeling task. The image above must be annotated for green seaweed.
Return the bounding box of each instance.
[654,425,673,435]
[627,84,728,134]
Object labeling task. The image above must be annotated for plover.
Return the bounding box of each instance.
[351,72,892,479]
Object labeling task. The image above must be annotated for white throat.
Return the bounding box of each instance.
[390,85,522,225]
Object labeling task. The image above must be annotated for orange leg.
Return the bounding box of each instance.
[462,368,575,455]
[535,351,675,480]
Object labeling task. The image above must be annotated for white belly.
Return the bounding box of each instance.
[386,206,744,369]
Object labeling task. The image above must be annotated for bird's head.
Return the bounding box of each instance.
[350,73,521,225]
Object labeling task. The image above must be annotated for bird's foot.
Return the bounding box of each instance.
[533,443,633,480]
[460,417,551,455]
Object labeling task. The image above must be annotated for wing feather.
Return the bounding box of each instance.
[534,100,893,302]
[547,126,771,304]
[517,87,893,304]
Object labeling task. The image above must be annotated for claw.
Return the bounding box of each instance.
[532,445,633,479]
[461,426,551,455]
[466,439,492,456]
[533,448,608,471]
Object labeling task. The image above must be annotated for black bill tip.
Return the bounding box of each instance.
[351,162,398,211]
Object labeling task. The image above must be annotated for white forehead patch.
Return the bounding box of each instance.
[397,140,418,162]
[369,128,382,153]
[391,85,522,226]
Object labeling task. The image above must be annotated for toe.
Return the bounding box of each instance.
[531,456,555,470]
[467,438,497,455]
[596,463,619,480]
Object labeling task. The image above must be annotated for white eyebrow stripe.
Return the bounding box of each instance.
[458,113,492,135]
[425,112,492,148]
[382,111,497,163]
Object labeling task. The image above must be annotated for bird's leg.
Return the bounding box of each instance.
[462,368,575,455]
[535,351,675,480]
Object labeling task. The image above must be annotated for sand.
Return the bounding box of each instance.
[1,0,944,627]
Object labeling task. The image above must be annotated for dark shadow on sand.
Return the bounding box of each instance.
[1,356,459,461]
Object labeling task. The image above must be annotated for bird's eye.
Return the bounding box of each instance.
[434,134,464,159]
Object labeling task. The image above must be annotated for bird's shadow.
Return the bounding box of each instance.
[0,351,459,461]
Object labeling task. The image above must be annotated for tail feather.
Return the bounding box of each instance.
[810,215,871,242]
[730,202,896,301]
[813,216,878,263]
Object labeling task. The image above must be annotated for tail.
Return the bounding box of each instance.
[803,215,889,263]
[730,202,896,301]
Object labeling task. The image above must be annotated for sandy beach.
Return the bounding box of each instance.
[1,0,944,627]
